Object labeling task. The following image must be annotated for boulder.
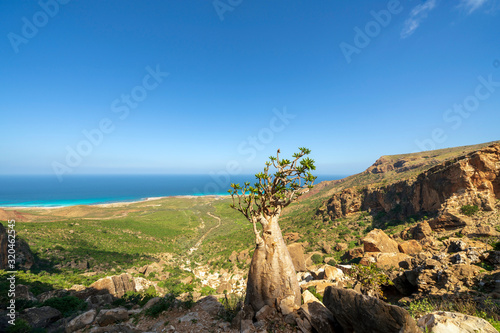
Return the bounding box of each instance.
[287,243,307,272]
[485,251,500,265]
[335,242,348,251]
[363,229,399,253]
[21,306,62,329]
[360,252,413,269]
[398,240,422,254]
[302,290,320,304]
[446,238,468,253]
[468,226,500,237]
[428,212,469,231]
[412,221,433,240]
[197,295,224,317]
[133,277,155,293]
[143,297,161,310]
[90,273,135,297]
[255,304,274,321]
[300,280,337,295]
[323,286,420,333]
[324,265,344,281]
[96,308,129,327]
[85,293,114,308]
[418,311,498,333]
[299,300,340,333]
[15,284,37,302]
[65,309,96,333]
[37,289,69,302]
[139,262,161,277]
[341,247,364,261]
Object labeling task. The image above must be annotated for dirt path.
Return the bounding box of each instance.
[187,212,221,255]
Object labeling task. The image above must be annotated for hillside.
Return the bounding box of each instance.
[1,141,499,332]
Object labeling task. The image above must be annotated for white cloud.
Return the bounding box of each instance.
[458,0,489,14]
[401,0,438,39]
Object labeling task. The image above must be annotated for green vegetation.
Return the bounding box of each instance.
[307,286,323,302]
[6,319,32,333]
[113,287,158,308]
[347,264,393,298]
[460,204,479,216]
[0,196,251,299]
[42,295,87,317]
[144,294,177,317]
[311,254,323,265]
[200,286,216,296]
[218,293,244,322]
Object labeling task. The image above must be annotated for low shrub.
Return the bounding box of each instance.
[218,293,243,323]
[347,264,393,298]
[42,295,86,317]
[311,254,323,265]
[200,286,216,296]
[460,205,479,216]
[307,286,323,302]
[145,294,177,317]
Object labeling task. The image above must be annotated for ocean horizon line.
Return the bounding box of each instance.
[0,174,346,208]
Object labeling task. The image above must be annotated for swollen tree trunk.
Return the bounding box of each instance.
[245,214,301,314]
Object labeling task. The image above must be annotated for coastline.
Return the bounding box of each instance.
[0,194,231,210]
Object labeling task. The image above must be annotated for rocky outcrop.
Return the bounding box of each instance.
[89,273,135,298]
[418,311,498,333]
[363,229,399,253]
[321,144,500,222]
[323,286,421,333]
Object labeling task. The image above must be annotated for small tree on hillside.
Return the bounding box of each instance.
[228,148,316,314]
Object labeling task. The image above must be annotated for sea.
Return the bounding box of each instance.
[0,174,344,207]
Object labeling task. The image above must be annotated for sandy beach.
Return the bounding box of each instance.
[0,194,231,210]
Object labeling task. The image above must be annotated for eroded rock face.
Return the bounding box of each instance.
[321,144,500,222]
[90,273,135,297]
[323,286,421,333]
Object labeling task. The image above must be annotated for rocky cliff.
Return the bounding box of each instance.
[319,144,500,222]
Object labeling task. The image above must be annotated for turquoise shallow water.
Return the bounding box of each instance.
[0,174,343,207]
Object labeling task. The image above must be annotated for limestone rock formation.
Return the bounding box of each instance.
[89,273,136,297]
[321,144,500,223]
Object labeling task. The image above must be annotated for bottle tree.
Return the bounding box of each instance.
[229,148,316,314]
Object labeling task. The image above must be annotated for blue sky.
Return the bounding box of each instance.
[1,0,499,177]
